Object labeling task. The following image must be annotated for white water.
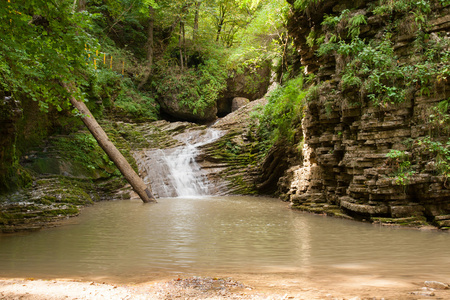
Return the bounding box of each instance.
[135,128,223,198]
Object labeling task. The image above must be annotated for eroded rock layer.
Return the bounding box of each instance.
[281,0,450,228]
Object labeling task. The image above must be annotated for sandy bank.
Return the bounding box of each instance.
[1,274,449,300]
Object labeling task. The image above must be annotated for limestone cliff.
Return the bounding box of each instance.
[281,0,450,228]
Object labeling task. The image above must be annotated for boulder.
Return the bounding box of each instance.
[158,95,218,123]
[231,97,250,112]
[217,61,271,116]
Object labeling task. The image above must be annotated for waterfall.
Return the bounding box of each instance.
[134,128,223,198]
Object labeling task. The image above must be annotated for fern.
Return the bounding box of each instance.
[348,14,367,38]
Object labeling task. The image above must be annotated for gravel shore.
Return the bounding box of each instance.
[1,275,449,299]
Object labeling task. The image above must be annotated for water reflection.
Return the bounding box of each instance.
[293,216,311,268]
[0,196,449,283]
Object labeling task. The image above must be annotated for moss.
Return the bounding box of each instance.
[292,204,327,214]
[0,170,123,232]
[109,121,181,150]
[372,216,429,227]
[229,175,258,195]
[202,129,264,195]
[292,204,355,220]
[0,202,81,232]
[41,206,79,217]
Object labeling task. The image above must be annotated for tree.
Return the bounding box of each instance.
[63,82,156,203]
[0,0,156,203]
[138,4,155,89]
[193,1,201,43]
[207,0,258,47]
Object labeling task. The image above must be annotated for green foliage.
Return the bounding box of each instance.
[155,58,227,116]
[306,30,316,48]
[335,37,408,104]
[319,30,449,106]
[418,137,450,179]
[89,69,122,107]
[53,132,118,175]
[293,0,320,12]
[386,149,415,186]
[258,75,307,150]
[314,1,450,106]
[220,0,289,81]
[372,0,431,15]
[316,9,366,46]
[322,13,341,28]
[348,13,367,38]
[87,0,149,59]
[115,78,159,121]
[0,0,97,112]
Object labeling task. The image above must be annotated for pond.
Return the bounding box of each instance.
[0,196,449,285]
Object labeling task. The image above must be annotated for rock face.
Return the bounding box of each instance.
[231,97,250,112]
[217,63,272,116]
[125,105,267,198]
[0,122,139,233]
[280,0,450,228]
[158,94,218,123]
[159,62,272,121]
[200,98,269,195]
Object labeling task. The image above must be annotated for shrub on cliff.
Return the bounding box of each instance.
[153,57,227,121]
[258,75,307,151]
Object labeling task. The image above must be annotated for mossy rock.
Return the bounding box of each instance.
[0,173,126,232]
[372,216,429,227]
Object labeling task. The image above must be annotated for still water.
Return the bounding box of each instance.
[0,196,449,283]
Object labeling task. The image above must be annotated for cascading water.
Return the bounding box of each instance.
[134,128,223,198]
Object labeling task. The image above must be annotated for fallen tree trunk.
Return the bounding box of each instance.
[62,82,156,203]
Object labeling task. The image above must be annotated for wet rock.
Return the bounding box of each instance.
[218,62,271,103]
[158,94,218,122]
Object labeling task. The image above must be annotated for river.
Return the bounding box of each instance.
[0,195,449,285]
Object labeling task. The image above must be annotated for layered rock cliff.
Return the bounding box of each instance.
[280,0,450,228]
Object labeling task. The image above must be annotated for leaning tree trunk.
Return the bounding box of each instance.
[62,82,156,203]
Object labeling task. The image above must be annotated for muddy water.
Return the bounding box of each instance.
[0,196,449,284]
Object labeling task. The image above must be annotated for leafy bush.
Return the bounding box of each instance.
[293,0,321,12]
[154,58,227,116]
[417,137,450,179]
[53,132,118,175]
[386,149,415,186]
[89,68,122,107]
[314,1,450,107]
[258,75,307,150]
[114,78,159,121]
[371,0,431,15]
